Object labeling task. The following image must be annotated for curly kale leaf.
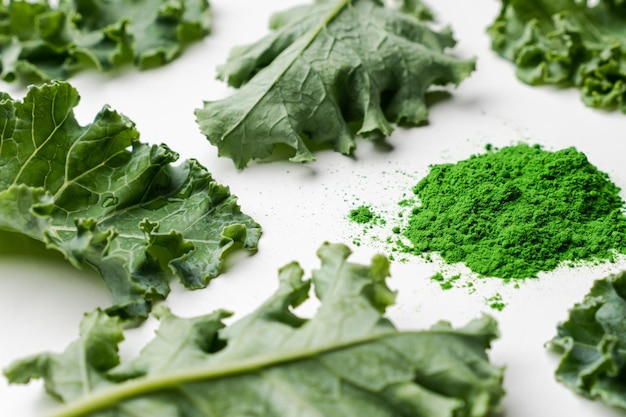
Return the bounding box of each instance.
[0,81,261,319]
[5,243,504,417]
[195,0,475,168]
[488,0,626,112]
[0,0,211,83]
[549,271,626,410]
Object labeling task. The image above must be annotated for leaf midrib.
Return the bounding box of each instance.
[218,0,352,144]
[44,329,402,417]
[11,93,72,187]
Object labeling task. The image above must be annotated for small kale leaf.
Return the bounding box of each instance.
[5,243,504,417]
[195,0,475,168]
[0,81,261,319]
[488,0,626,111]
[0,0,211,83]
[549,271,626,410]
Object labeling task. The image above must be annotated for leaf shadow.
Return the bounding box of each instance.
[253,89,456,165]
[370,136,395,153]
[0,230,105,290]
[0,230,65,261]
[424,89,454,109]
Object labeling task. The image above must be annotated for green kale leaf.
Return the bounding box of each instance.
[0,0,211,83]
[488,0,626,112]
[4,243,505,417]
[549,271,626,410]
[195,0,475,168]
[0,81,261,319]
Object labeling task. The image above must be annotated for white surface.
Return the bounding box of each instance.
[1,1,626,416]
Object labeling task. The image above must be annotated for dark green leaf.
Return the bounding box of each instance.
[549,271,626,410]
[0,0,211,83]
[488,0,626,112]
[196,0,475,168]
[0,81,261,319]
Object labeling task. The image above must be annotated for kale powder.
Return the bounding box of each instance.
[401,144,626,278]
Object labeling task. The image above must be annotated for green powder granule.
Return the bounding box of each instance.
[349,205,383,225]
[430,272,460,290]
[486,293,506,311]
[401,144,626,279]
[430,272,445,282]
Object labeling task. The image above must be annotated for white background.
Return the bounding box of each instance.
[2,1,626,416]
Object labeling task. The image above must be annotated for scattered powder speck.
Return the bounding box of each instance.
[430,272,445,282]
[430,272,461,290]
[486,293,506,311]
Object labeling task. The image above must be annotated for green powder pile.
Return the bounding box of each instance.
[400,144,626,279]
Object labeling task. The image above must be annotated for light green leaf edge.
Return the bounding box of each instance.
[0,81,261,319]
[196,0,475,168]
[5,242,504,417]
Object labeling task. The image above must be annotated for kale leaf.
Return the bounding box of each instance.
[5,243,504,417]
[196,0,475,168]
[0,0,211,83]
[0,81,261,319]
[549,271,626,411]
[488,0,626,111]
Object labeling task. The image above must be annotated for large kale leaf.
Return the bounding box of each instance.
[488,0,626,111]
[5,243,504,417]
[0,0,211,83]
[549,271,626,410]
[196,0,475,168]
[0,81,261,319]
